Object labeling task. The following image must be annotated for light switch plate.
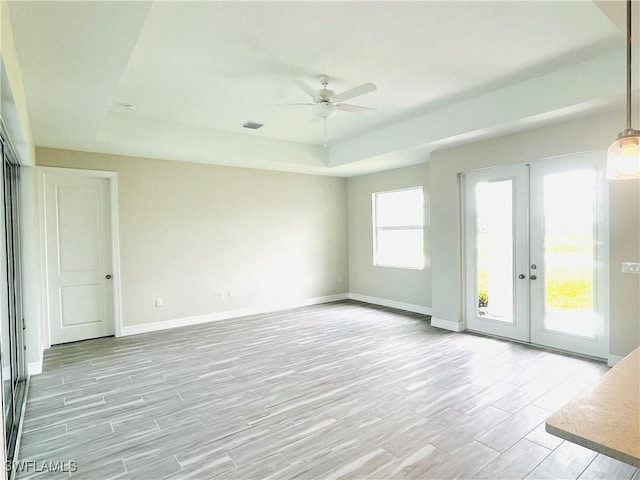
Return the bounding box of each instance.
[622,262,640,274]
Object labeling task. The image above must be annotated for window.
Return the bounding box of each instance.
[372,187,425,269]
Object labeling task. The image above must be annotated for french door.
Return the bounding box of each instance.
[464,153,608,359]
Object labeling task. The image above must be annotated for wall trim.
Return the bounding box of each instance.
[607,354,623,367]
[121,294,349,337]
[431,317,464,332]
[28,361,42,376]
[348,293,431,315]
[27,344,45,376]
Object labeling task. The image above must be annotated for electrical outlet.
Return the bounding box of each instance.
[622,262,640,274]
[155,298,163,307]
[218,290,226,299]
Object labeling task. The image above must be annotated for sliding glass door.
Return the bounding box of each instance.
[464,153,608,358]
[0,133,27,467]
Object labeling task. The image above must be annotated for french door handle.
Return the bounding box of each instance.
[518,274,526,279]
[530,275,537,280]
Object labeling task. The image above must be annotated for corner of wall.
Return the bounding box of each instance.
[27,356,43,376]
[1,1,36,165]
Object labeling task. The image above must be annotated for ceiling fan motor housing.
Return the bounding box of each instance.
[317,89,335,102]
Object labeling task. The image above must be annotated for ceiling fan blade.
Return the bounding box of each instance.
[333,82,377,103]
[336,103,376,114]
[275,103,315,106]
[292,80,317,99]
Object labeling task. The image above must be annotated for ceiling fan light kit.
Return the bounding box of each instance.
[313,102,337,119]
[606,0,640,180]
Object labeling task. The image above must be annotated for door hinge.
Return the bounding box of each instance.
[22,318,26,330]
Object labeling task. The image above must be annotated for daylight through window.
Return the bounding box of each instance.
[373,187,425,269]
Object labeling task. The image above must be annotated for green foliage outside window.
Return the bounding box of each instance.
[477,267,592,310]
[545,267,593,310]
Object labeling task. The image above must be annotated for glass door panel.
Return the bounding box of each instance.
[530,153,607,358]
[475,180,515,323]
[0,142,14,443]
[465,164,530,342]
[0,137,27,470]
[542,169,596,337]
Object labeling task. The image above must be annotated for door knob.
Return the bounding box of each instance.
[106,274,112,280]
[518,274,526,279]
[530,275,537,280]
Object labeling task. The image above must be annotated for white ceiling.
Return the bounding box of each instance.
[7,1,629,176]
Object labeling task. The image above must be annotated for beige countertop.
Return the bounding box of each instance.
[546,347,640,467]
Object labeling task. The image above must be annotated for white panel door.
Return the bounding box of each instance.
[44,171,115,344]
[464,164,530,342]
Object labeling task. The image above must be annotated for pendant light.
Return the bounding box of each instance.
[606,0,640,180]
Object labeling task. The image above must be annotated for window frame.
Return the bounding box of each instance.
[372,186,426,270]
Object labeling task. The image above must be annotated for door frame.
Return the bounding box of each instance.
[37,167,123,349]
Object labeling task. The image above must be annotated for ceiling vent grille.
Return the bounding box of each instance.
[243,122,264,130]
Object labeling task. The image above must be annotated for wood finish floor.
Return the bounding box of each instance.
[17,301,640,480]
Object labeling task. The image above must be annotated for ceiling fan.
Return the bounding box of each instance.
[287,75,377,147]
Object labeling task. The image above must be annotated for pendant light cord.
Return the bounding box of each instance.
[627,0,632,130]
[606,0,640,179]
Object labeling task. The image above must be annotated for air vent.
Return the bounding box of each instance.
[243,122,263,130]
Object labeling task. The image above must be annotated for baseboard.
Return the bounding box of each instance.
[607,354,623,367]
[27,344,44,376]
[347,293,431,316]
[430,317,464,332]
[28,361,42,375]
[120,293,349,337]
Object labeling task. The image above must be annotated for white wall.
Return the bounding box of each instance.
[1,4,39,471]
[430,109,640,358]
[1,1,41,368]
[347,163,431,310]
[19,166,43,371]
[37,148,349,330]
